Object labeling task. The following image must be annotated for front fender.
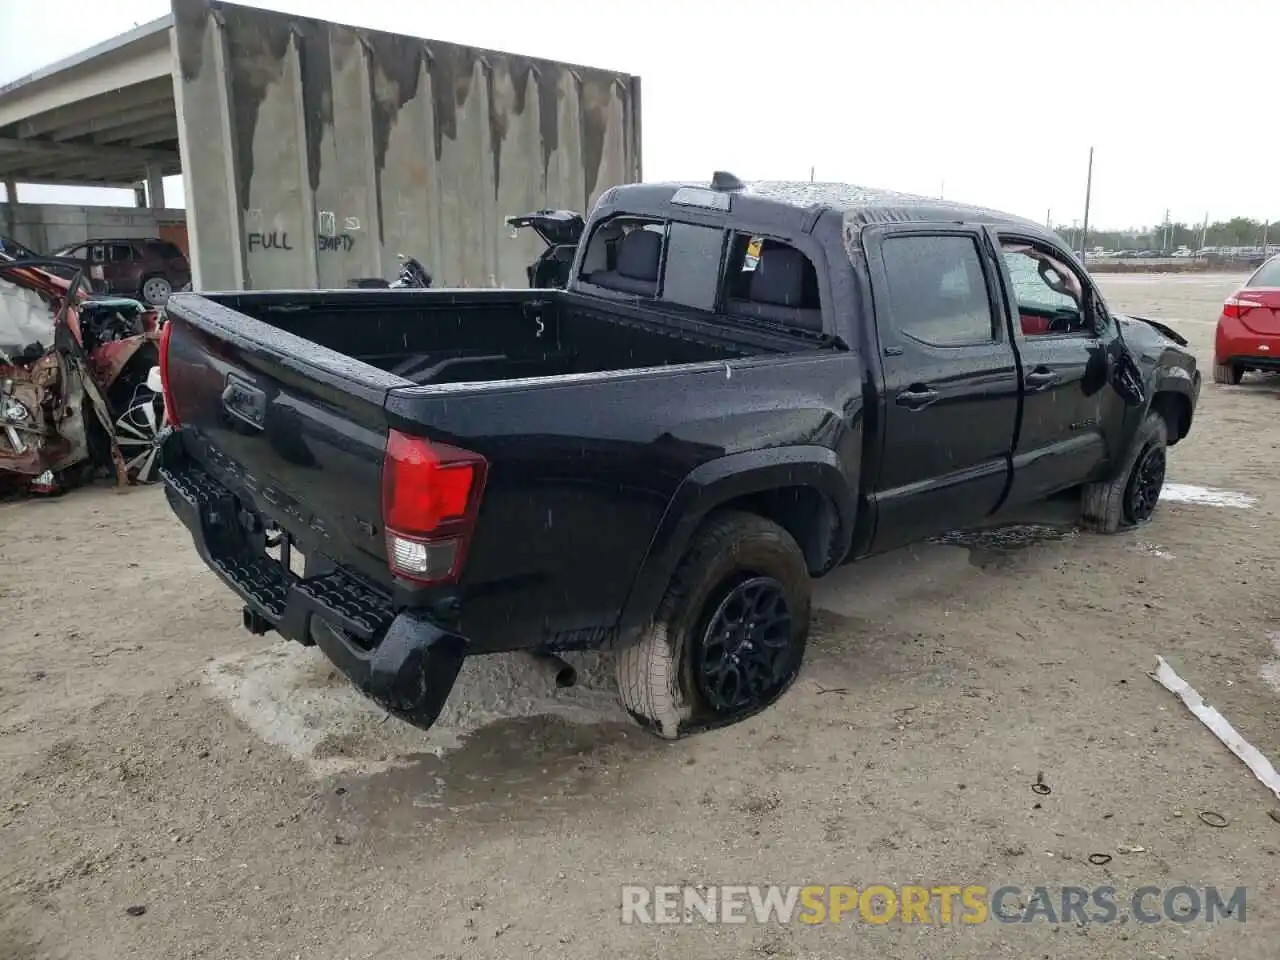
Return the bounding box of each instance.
[1101,358,1199,483]
[89,333,159,390]
[614,446,856,642]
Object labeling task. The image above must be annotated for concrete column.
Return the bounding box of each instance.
[2,179,15,204]
[146,164,166,209]
[134,184,148,208]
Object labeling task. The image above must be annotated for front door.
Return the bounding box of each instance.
[993,232,1123,503]
[865,225,1021,552]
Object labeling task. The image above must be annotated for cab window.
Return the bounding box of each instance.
[578,217,724,312]
[1000,240,1093,336]
[880,234,997,347]
[722,234,822,331]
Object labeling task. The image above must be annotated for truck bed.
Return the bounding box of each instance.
[204,288,772,387]
[159,287,827,622]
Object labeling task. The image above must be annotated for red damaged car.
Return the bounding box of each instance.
[0,253,167,495]
[1213,254,1280,384]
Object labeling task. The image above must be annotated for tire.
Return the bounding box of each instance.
[113,385,166,483]
[1081,411,1169,534]
[140,274,172,306]
[1212,361,1243,385]
[107,354,166,484]
[615,510,811,740]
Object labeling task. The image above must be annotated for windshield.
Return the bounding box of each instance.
[0,236,37,260]
[0,273,57,360]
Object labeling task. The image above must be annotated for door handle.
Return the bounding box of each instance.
[1025,367,1058,390]
[896,385,939,409]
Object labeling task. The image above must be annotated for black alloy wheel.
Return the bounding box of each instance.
[693,575,797,715]
[1124,444,1167,524]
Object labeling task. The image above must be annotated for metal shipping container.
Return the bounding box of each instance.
[171,0,641,290]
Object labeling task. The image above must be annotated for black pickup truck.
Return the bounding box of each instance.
[158,172,1200,740]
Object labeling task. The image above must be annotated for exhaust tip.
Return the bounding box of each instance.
[552,662,577,689]
[520,650,577,689]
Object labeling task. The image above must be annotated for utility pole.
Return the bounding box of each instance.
[1046,208,1052,229]
[809,166,815,183]
[1200,212,1209,251]
[1264,220,1271,255]
[1162,208,1171,253]
[1080,146,1093,262]
[940,178,945,199]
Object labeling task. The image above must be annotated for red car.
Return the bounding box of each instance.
[1214,255,1280,384]
[1,253,166,495]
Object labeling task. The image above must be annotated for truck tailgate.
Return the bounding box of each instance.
[161,295,405,592]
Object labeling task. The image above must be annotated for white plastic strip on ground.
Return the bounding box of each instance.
[1262,634,1280,695]
[1162,483,1257,509]
[1150,655,1280,801]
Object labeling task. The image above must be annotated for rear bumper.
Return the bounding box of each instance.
[1215,314,1280,367]
[160,440,465,730]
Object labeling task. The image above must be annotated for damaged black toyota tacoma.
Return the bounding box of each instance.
[158,173,1200,740]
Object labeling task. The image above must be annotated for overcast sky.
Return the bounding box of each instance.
[1,0,1276,230]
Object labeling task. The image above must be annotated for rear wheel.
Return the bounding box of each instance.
[1212,361,1243,385]
[1081,411,1169,533]
[615,511,811,739]
[140,275,172,306]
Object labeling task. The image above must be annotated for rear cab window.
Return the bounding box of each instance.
[577,214,824,333]
[877,234,998,346]
[1247,257,1280,287]
[723,233,822,332]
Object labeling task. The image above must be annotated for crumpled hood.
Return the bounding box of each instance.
[1115,312,1189,349]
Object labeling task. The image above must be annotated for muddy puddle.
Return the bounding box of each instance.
[929,523,1078,567]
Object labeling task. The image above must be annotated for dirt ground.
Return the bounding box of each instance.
[3,273,1280,960]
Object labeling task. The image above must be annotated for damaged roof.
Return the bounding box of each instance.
[598,176,1048,246]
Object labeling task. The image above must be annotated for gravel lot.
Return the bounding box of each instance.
[3,273,1279,960]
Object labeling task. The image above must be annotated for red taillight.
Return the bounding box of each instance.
[158,320,181,426]
[1223,296,1264,319]
[381,429,487,584]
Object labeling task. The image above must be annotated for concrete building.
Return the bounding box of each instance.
[0,0,642,289]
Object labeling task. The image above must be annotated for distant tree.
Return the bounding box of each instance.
[1053,214,1274,250]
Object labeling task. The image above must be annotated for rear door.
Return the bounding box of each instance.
[864,224,1020,551]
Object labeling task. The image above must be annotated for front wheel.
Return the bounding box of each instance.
[1081,411,1169,533]
[615,511,811,740]
[113,385,168,483]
